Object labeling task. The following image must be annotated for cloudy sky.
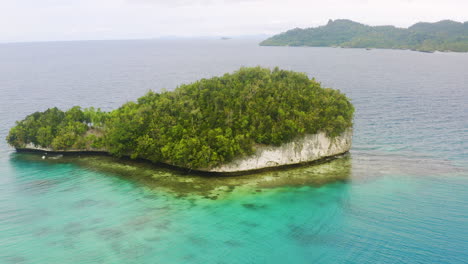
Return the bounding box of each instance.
[1,0,467,42]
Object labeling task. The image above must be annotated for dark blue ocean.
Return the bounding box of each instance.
[0,39,467,263]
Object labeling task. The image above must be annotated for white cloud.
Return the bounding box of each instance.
[0,0,466,42]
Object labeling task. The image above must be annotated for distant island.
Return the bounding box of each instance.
[260,19,468,52]
[7,67,354,173]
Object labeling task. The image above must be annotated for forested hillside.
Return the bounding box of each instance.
[260,19,468,52]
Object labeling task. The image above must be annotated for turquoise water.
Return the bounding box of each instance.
[1,39,467,263]
[2,154,466,263]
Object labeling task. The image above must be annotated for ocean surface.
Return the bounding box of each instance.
[0,39,467,264]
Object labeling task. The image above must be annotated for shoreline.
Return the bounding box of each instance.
[12,151,353,197]
[15,147,350,176]
[15,129,352,176]
[14,128,353,176]
[258,45,460,53]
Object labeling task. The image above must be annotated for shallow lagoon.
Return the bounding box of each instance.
[2,152,466,263]
[0,39,467,263]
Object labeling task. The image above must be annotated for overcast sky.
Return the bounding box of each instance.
[1,0,467,42]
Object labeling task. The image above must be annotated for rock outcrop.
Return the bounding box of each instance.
[17,129,352,174]
[204,129,352,173]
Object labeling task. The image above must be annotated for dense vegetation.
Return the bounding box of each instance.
[7,67,354,169]
[260,19,468,52]
[6,106,107,151]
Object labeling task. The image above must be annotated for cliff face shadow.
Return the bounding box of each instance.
[10,153,352,197]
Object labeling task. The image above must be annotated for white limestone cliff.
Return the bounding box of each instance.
[18,129,352,174]
[204,129,352,173]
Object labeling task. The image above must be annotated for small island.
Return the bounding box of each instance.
[7,67,354,174]
[260,19,468,52]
